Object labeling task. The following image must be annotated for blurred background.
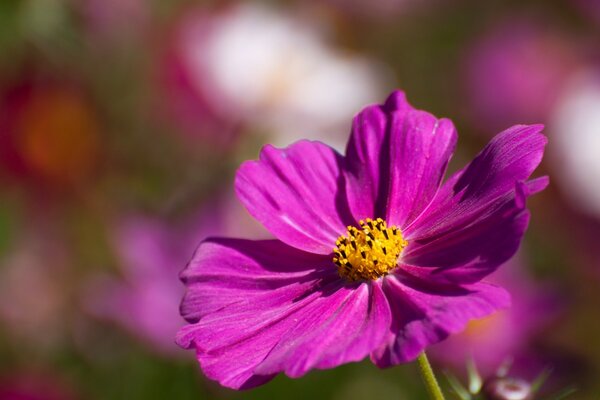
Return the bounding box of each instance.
[0,0,599,398]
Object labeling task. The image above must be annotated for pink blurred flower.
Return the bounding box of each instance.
[464,21,579,132]
[87,216,195,355]
[159,3,389,149]
[430,258,559,377]
[86,193,266,355]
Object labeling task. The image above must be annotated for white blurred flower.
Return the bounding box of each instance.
[551,69,600,217]
[175,4,390,149]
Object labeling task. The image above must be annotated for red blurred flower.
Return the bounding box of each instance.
[0,77,102,192]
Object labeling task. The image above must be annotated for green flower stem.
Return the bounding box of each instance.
[417,352,446,400]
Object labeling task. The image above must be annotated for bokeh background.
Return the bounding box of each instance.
[0,0,599,399]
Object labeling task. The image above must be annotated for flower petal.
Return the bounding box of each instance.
[344,90,457,227]
[179,238,334,323]
[343,92,408,220]
[177,284,333,390]
[402,124,547,283]
[371,273,510,367]
[177,238,338,389]
[178,238,390,389]
[235,140,353,254]
[254,281,391,378]
[385,111,457,227]
[406,124,547,237]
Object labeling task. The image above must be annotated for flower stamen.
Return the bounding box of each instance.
[333,218,407,282]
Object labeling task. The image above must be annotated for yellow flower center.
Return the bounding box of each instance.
[333,218,407,282]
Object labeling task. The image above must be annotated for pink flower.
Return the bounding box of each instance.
[86,194,266,354]
[177,90,547,389]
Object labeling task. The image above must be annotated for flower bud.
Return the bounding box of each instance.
[482,377,533,400]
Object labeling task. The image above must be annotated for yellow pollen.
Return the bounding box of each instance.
[333,218,407,282]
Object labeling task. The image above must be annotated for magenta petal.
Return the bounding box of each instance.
[178,238,395,389]
[344,105,388,220]
[344,90,457,226]
[177,238,339,389]
[235,140,352,254]
[179,238,334,323]
[402,179,544,284]
[177,238,391,389]
[254,281,391,378]
[406,124,547,238]
[344,92,411,220]
[371,274,510,367]
[402,125,547,283]
[385,111,457,227]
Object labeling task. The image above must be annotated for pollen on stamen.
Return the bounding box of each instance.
[333,218,408,282]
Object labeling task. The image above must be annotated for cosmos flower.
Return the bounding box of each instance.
[176,90,548,389]
[159,3,387,149]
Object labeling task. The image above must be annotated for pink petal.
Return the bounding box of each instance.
[254,281,391,378]
[344,90,457,227]
[235,140,353,254]
[180,238,334,323]
[385,111,457,227]
[371,273,510,367]
[402,125,548,283]
[177,238,391,389]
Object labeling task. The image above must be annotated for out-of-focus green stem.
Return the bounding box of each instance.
[417,352,445,400]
